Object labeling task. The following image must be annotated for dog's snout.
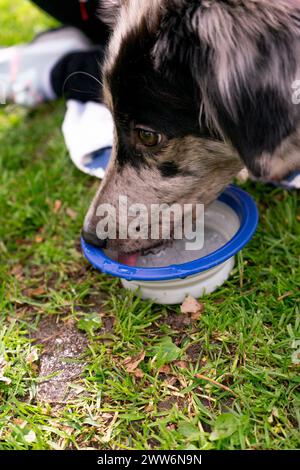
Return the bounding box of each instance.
[81,229,108,249]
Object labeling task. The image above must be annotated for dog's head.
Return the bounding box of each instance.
[83,0,300,255]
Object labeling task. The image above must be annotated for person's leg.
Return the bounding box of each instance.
[30,2,113,174]
[0,2,112,179]
[0,27,94,106]
[0,0,111,106]
[31,0,110,44]
[27,0,110,103]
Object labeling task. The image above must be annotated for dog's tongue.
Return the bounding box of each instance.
[118,253,139,267]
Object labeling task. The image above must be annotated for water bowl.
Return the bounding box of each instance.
[81,185,259,304]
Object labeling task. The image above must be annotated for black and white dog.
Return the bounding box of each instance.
[83,0,300,257]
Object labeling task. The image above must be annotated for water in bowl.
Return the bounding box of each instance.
[135,226,227,268]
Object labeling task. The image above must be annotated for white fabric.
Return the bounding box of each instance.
[62,99,114,179]
[282,173,300,189]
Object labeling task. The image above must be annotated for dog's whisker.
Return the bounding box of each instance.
[62,71,103,98]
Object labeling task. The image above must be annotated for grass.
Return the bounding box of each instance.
[0,0,299,451]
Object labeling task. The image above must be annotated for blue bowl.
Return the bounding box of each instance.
[81,185,259,282]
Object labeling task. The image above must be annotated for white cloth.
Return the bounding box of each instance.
[281,172,300,189]
[62,99,114,179]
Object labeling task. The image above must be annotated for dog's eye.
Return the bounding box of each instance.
[136,128,162,147]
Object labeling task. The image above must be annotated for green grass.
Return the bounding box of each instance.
[0,0,299,451]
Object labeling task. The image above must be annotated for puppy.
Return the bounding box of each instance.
[83,0,300,256]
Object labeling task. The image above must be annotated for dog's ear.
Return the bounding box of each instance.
[99,0,122,29]
[153,0,300,178]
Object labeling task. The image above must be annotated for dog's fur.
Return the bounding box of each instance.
[83,0,300,253]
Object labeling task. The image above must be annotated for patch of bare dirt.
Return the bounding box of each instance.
[157,395,185,411]
[33,317,88,403]
[162,312,192,330]
[186,342,202,362]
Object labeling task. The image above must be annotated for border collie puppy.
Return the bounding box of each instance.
[83,0,300,256]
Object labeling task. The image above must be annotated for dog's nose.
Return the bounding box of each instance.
[81,229,108,249]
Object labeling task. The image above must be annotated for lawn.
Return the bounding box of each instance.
[0,0,299,451]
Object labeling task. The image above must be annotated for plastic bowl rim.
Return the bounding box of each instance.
[81,185,259,281]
